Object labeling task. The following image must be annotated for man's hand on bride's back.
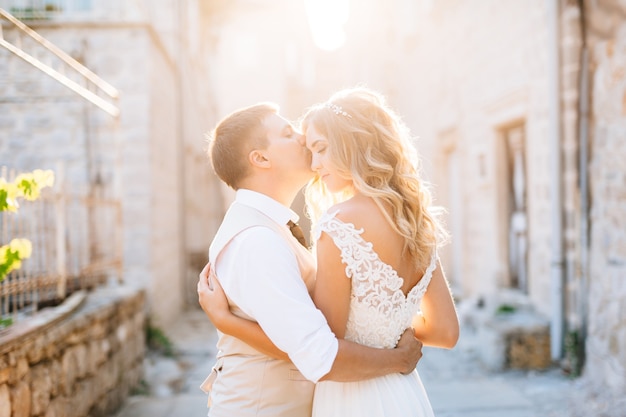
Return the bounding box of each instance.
[396,328,423,374]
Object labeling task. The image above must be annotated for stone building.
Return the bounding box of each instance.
[382,0,569,366]
[341,0,626,402]
[580,0,626,397]
[0,0,223,327]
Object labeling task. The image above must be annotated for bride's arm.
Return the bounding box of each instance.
[311,231,351,340]
[197,263,289,361]
[411,259,459,348]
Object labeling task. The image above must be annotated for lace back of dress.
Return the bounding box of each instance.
[315,210,438,349]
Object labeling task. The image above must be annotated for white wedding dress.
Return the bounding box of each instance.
[312,210,437,417]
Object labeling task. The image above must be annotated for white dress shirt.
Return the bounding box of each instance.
[215,189,339,383]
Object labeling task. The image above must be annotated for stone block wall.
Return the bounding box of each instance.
[507,330,551,370]
[586,19,626,394]
[382,0,557,312]
[0,286,145,417]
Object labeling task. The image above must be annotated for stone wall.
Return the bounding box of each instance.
[585,3,626,395]
[0,286,145,417]
[379,0,557,313]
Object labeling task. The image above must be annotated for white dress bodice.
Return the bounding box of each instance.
[314,210,438,349]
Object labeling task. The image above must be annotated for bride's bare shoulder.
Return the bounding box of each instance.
[332,196,382,226]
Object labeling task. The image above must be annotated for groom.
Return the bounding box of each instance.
[198,102,423,417]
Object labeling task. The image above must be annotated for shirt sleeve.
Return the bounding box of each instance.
[217,226,339,383]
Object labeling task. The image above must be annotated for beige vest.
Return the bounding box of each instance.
[204,201,316,417]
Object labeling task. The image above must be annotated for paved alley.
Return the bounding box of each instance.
[112,309,615,417]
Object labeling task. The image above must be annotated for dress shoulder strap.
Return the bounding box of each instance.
[314,210,377,279]
[416,248,439,292]
[313,210,365,244]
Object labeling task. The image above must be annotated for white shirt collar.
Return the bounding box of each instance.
[235,189,300,226]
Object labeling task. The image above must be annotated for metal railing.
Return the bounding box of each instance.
[0,167,123,326]
[0,5,121,117]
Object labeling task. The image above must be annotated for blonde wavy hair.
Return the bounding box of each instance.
[302,87,447,271]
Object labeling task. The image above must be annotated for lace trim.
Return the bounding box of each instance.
[315,210,438,348]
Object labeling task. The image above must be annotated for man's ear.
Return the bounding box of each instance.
[248,149,271,168]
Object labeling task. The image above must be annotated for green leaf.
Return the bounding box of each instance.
[0,189,9,212]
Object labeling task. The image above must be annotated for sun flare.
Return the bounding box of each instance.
[305,0,350,51]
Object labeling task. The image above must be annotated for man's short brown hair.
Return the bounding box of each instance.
[207,103,278,189]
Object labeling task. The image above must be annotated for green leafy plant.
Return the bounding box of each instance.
[495,304,516,315]
[0,238,33,279]
[564,329,583,378]
[130,379,151,396]
[0,169,54,283]
[146,323,176,357]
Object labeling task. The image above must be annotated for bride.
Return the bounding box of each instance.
[201,87,459,416]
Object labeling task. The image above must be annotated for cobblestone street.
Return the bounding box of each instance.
[113,309,624,417]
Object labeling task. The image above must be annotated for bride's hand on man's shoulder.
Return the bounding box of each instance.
[197,262,229,324]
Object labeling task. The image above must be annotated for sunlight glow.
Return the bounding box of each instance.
[305,0,350,51]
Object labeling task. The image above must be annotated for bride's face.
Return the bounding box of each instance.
[305,124,352,193]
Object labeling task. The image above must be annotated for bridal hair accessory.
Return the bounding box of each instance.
[325,102,352,118]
